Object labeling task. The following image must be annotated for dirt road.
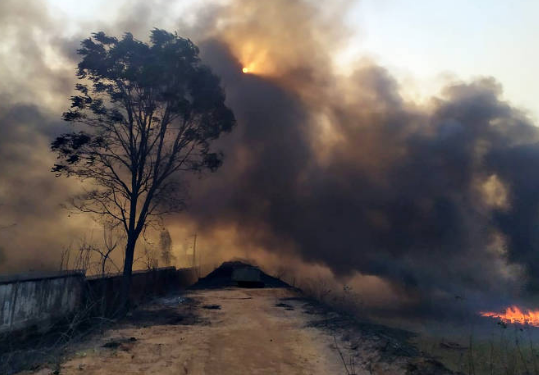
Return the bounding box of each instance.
[51,288,350,374]
[25,287,444,375]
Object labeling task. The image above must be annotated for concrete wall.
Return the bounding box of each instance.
[0,267,197,335]
[0,271,85,334]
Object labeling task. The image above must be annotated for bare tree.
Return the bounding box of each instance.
[51,29,235,309]
[58,224,121,276]
[73,240,93,273]
[142,245,159,270]
[93,223,122,276]
[58,246,71,271]
[159,227,175,266]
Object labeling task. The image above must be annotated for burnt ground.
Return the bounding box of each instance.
[0,296,203,375]
[6,263,457,374]
[0,310,102,374]
[10,287,457,375]
[280,296,456,374]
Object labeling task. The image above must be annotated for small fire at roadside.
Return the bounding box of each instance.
[480,306,539,327]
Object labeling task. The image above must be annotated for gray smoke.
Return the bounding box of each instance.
[0,0,537,316]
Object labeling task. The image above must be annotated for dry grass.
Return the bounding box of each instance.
[0,298,112,374]
[287,273,539,375]
[415,324,539,375]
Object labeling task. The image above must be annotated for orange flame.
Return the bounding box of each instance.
[480,306,539,327]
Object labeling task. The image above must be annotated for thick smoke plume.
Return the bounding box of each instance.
[0,0,538,316]
[181,0,539,315]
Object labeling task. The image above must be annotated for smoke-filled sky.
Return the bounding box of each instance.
[1,0,539,316]
[45,0,539,118]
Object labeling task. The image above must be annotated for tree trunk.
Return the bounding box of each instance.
[120,237,136,315]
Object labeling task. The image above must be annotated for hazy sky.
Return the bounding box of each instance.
[351,0,539,120]
[46,0,539,119]
[2,0,538,310]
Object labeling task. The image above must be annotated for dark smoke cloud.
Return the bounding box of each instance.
[0,0,537,316]
[184,43,534,315]
[490,144,539,292]
[173,0,539,314]
[0,0,102,273]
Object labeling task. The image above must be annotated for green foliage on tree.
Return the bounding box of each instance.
[51,29,235,309]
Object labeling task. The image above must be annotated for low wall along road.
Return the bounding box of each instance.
[0,267,197,335]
